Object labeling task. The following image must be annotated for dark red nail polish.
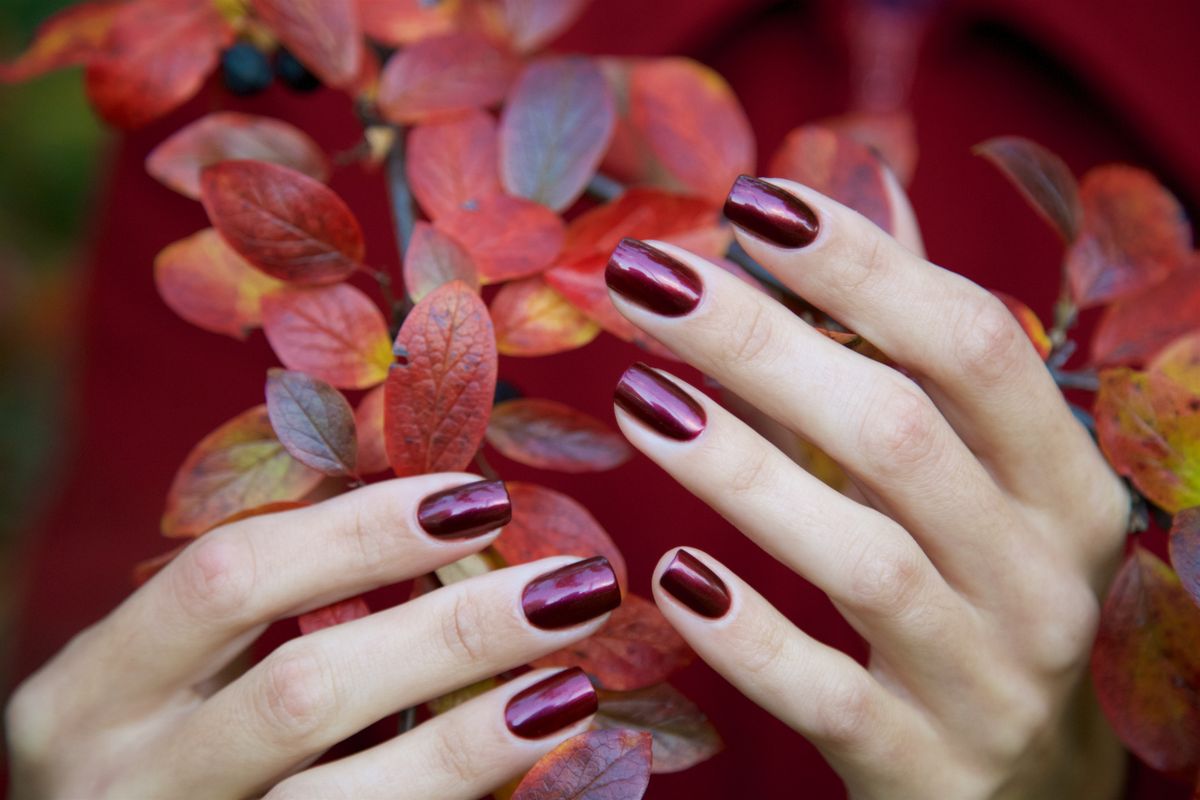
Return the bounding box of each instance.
[505,667,598,739]
[522,556,620,630]
[614,363,706,441]
[724,175,819,248]
[605,238,702,316]
[660,550,731,618]
[417,480,511,539]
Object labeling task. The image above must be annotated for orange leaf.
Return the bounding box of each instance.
[84,0,234,129]
[990,290,1051,361]
[146,112,329,199]
[201,160,365,285]
[822,110,918,187]
[132,543,188,587]
[561,187,722,262]
[154,228,284,340]
[0,0,124,83]
[261,283,392,390]
[493,482,627,590]
[487,399,631,473]
[357,0,460,46]
[1091,546,1200,775]
[1092,260,1200,367]
[298,595,371,634]
[162,405,324,537]
[595,683,723,774]
[384,281,497,476]
[491,276,600,357]
[378,31,517,124]
[495,0,591,54]
[512,729,652,800]
[628,57,754,203]
[1170,508,1200,613]
[353,384,389,474]
[403,221,480,302]
[533,593,693,690]
[1154,333,1200,393]
[499,56,615,212]
[1066,165,1191,308]
[265,368,358,477]
[434,195,565,283]
[251,0,361,88]
[406,110,502,220]
[768,125,894,234]
[973,136,1081,242]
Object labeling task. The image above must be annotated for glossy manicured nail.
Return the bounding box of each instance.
[660,549,731,618]
[724,175,819,248]
[614,363,706,441]
[522,556,621,630]
[605,238,702,316]
[505,667,598,739]
[417,480,511,539]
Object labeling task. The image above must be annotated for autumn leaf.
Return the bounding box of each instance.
[162,405,324,537]
[1170,508,1200,613]
[1154,333,1200,392]
[487,399,631,472]
[154,228,284,340]
[261,283,393,390]
[0,0,124,83]
[495,0,592,53]
[406,110,502,220]
[1091,259,1200,367]
[357,0,460,46]
[435,195,565,283]
[991,290,1051,361]
[561,187,723,263]
[973,136,1081,242]
[265,369,358,477]
[1091,546,1200,775]
[297,595,371,634]
[499,56,616,212]
[201,160,365,285]
[822,110,918,187]
[384,280,497,476]
[378,32,517,124]
[251,0,361,88]
[512,729,652,800]
[427,677,499,716]
[403,221,480,302]
[84,0,234,129]
[146,112,329,200]
[491,276,600,357]
[353,385,389,474]
[595,683,723,774]
[1066,165,1191,308]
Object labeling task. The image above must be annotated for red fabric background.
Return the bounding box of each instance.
[6,0,1199,797]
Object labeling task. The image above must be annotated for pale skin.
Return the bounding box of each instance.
[5,178,1131,798]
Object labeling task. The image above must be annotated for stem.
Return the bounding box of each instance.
[385,127,417,266]
[1051,367,1099,392]
[473,450,499,481]
[586,172,625,202]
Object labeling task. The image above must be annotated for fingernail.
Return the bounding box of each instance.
[417,480,511,539]
[605,238,702,316]
[614,363,706,441]
[505,667,598,739]
[724,175,819,248]
[522,556,621,630]
[660,549,731,618]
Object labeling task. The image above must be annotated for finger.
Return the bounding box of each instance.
[139,556,619,799]
[604,238,1016,590]
[267,668,597,800]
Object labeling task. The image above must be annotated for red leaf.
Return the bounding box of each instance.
[261,283,393,390]
[132,543,188,587]
[1091,259,1200,367]
[491,276,600,357]
[492,483,628,591]
[0,0,124,83]
[499,56,615,212]
[973,136,1081,242]
[403,221,480,302]
[495,0,591,54]
[1091,546,1200,775]
[628,57,754,203]
[1171,508,1200,613]
[354,385,390,474]
[154,228,284,339]
[251,0,361,88]
[200,160,365,285]
[990,290,1051,361]
[1066,165,1192,308]
[544,251,642,343]
[84,0,234,129]
[768,125,894,234]
[384,281,497,476]
[146,112,329,200]
[561,187,723,262]
[487,399,631,472]
[357,0,459,46]
[512,729,652,800]
[378,32,517,124]
[595,683,723,774]
[298,595,371,634]
[266,368,358,476]
[406,110,502,220]
[162,405,324,537]
[822,110,918,187]
[435,195,565,283]
[534,594,693,690]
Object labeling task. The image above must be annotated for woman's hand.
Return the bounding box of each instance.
[604,176,1131,799]
[5,475,619,799]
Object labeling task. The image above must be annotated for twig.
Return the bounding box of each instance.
[1051,367,1099,392]
[385,128,417,264]
[473,450,500,481]
[586,172,625,202]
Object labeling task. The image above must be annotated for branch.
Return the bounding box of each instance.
[385,127,417,260]
[1051,367,1099,392]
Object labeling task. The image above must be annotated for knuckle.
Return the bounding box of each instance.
[813,675,875,748]
[1029,584,1101,676]
[736,618,790,680]
[844,540,929,622]
[5,676,55,761]
[953,294,1027,385]
[859,384,941,472]
[439,593,492,664]
[170,532,256,626]
[726,446,775,499]
[841,233,889,295]
[254,643,339,744]
[728,303,778,366]
[987,684,1054,763]
[343,496,392,573]
[431,722,482,785]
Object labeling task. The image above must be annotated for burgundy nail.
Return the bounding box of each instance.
[417,480,511,539]
[605,238,702,316]
[724,175,819,248]
[522,556,620,630]
[614,363,706,441]
[505,667,598,739]
[660,550,731,618]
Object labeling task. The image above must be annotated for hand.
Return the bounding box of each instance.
[604,176,1131,799]
[5,475,619,799]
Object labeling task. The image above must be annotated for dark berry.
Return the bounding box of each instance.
[221,43,273,96]
[275,49,321,92]
[493,379,523,405]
